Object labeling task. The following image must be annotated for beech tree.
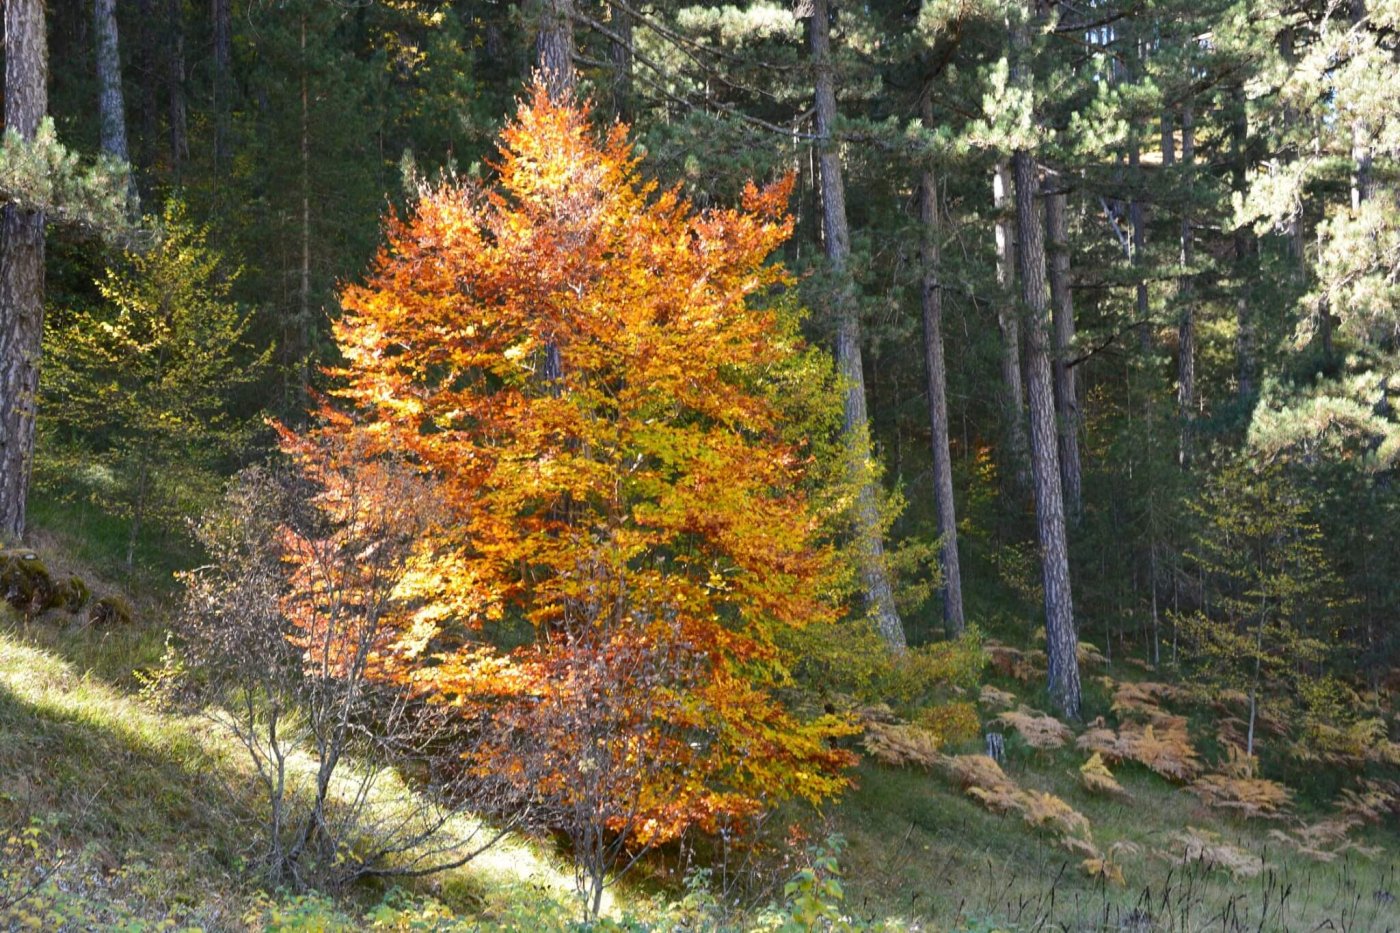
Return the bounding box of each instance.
[285,85,855,889]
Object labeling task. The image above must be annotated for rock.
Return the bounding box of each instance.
[0,549,55,614]
[88,594,134,627]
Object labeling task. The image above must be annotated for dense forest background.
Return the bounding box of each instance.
[2,0,1400,928]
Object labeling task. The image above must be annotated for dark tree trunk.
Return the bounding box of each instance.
[0,0,49,541]
[809,0,904,649]
[1012,5,1080,719]
[136,0,158,178]
[213,0,232,175]
[531,0,575,101]
[1044,179,1081,522]
[1230,85,1256,396]
[609,0,634,122]
[994,160,1030,496]
[918,93,964,635]
[1129,131,1149,345]
[1177,101,1196,466]
[167,0,188,179]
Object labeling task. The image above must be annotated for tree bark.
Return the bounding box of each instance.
[1230,84,1256,397]
[809,0,904,649]
[1044,178,1081,522]
[994,160,1030,496]
[531,0,576,101]
[0,0,48,541]
[1128,130,1149,347]
[918,93,964,635]
[167,0,189,180]
[1012,5,1080,718]
[1177,101,1196,466]
[213,0,232,176]
[94,0,138,214]
[95,0,130,164]
[609,0,634,122]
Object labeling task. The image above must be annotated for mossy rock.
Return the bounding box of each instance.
[0,549,55,614]
[88,594,134,627]
[57,575,91,613]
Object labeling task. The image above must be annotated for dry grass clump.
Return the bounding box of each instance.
[978,684,1017,710]
[1078,752,1128,798]
[984,642,1046,683]
[1167,828,1265,879]
[994,706,1072,750]
[863,721,943,769]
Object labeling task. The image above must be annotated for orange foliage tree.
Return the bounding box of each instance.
[282,83,856,898]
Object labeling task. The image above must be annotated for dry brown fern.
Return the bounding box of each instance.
[978,684,1018,710]
[1119,720,1202,782]
[995,705,1073,750]
[941,754,1095,850]
[1079,752,1129,798]
[863,721,943,769]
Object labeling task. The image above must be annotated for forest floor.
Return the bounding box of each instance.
[1,516,1397,930]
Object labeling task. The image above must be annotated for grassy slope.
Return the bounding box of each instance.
[2,518,1397,931]
[0,520,598,930]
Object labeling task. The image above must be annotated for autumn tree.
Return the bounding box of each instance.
[287,84,855,904]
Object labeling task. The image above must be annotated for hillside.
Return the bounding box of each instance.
[1,530,1396,931]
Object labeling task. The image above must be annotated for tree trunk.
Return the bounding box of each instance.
[1129,131,1149,346]
[809,0,904,649]
[136,0,158,178]
[0,0,48,542]
[531,0,576,101]
[167,0,188,180]
[1177,101,1197,466]
[1044,178,1081,522]
[213,0,232,176]
[1230,85,1256,396]
[298,15,312,395]
[1012,5,1080,719]
[609,0,634,122]
[94,0,130,163]
[94,0,138,214]
[918,93,964,635]
[993,160,1030,496]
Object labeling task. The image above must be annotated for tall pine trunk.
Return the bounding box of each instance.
[993,160,1029,496]
[167,0,188,180]
[213,0,232,176]
[609,1,634,122]
[1177,101,1197,465]
[809,0,904,648]
[1044,178,1081,521]
[1012,5,1080,718]
[531,0,576,101]
[1230,85,1256,395]
[94,0,137,213]
[0,0,48,541]
[918,93,964,635]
